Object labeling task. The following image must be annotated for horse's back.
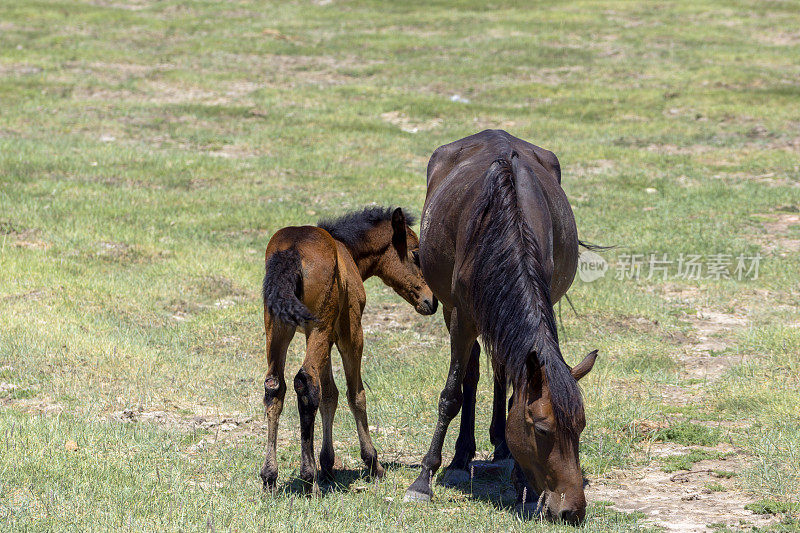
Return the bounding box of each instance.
[422,130,577,303]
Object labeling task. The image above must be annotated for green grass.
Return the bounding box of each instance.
[661,450,731,474]
[704,482,726,492]
[653,421,721,447]
[2,0,800,530]
[745,500,799,516]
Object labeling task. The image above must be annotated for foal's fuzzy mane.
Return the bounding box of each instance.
[317,206,415,255]
[466,154,583,440]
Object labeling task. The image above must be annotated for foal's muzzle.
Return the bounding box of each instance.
[418,296,438,315]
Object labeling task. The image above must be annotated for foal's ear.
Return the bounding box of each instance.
[571,350,598,381]
[391,207,408,258]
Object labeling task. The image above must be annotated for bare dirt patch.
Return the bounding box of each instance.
[680,309,749,380]
[380,111,442,134]
[586,444,777,532]
[593,287,773,528]
[0,222,48,250]
[751,212,800,255]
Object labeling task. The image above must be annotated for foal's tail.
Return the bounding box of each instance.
[262,248,315,327]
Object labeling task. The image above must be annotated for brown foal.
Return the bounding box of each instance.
[259,207,436,492]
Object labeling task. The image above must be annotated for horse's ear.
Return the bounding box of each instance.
[571,350,598,381]
[391,207,408,258]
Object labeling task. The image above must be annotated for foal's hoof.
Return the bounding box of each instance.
[319,455,341,481]
[403,489,432,503]
[370,462,386,479]
[260,470,278,493]
[441,468,470,486]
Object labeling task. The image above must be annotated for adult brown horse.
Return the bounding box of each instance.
[404,130,597,524]
[260,207,437,493]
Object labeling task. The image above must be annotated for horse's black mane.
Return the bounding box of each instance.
[466,154,582,441]
[318,206,415,255]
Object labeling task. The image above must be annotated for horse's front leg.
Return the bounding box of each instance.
[405,306,476,502]
[445,340,480,479]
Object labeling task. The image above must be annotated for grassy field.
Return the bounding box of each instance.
[1,0,799,530]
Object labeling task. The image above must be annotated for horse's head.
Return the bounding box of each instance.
[505,349,598,524]
[376,207,437,315]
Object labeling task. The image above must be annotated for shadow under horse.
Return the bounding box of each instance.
[260,207,437,493]
[405,130,598,524]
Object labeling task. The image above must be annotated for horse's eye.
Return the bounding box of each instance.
[534,424,552,437]
[412,250,420,266]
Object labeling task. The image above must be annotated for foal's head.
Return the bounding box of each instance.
[373,208,437,315]
[319,207,437,316]
[505,349,597,524]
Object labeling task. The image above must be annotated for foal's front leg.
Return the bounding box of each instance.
[294,328,332,491]
[405,306,476,502]
[338,320,384,479]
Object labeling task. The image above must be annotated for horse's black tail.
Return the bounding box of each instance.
[578,240,613,252]
[262,248,315,327]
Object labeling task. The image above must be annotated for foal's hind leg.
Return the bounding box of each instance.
[294,328,332,490]
[318,360,339,481]
[260,316,295,492]
[337,315,384,479]
[446,340,480,474]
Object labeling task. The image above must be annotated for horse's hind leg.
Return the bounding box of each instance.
[260,316,295,492]
[490,367,512,462]
[447,340,480,474]
[337,320,384,479]
[294,328,332,491]
[318,359,339,481]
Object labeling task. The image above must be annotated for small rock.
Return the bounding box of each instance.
[450,94,470,104]
[65,440,79,452]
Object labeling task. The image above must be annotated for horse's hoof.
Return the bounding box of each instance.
[440,468,470,486]
[492,457,515,475]
[403,489,432,503]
